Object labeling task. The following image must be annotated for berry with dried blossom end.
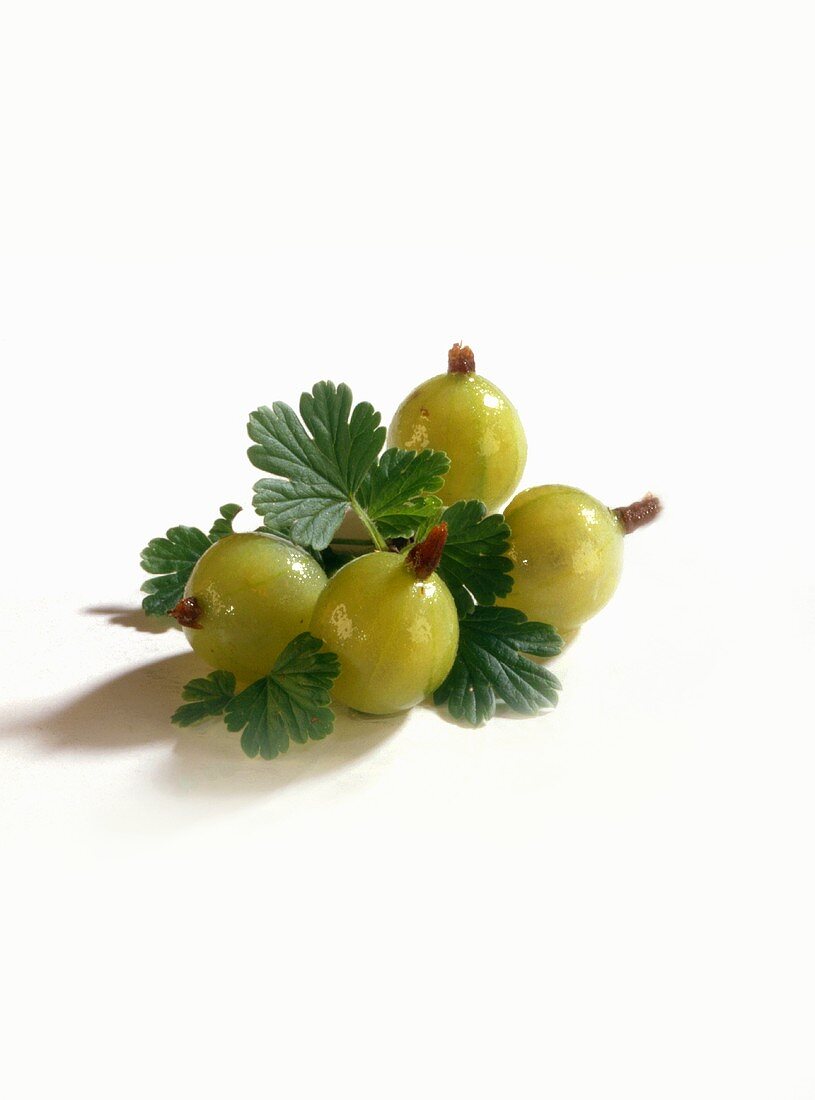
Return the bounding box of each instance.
[309,527,458,714]
[181,532,328,684]
[387,343,527,513]
[498,486,662,634]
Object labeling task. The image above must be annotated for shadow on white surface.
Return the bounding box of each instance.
[83,604,180,635]
[20,652,405,799]
[421,695,563,732]
[162,703,405,799]
[19,652,200,752]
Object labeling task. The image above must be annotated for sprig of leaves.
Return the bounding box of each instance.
[435,500,514,615]
[249,382,386,550]
[434,607,563,726]
[249,383,450,550]
[140,504,242,615]
[171,634,341,759]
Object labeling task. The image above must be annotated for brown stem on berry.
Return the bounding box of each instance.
[406,523,449,580]
[448,343,476,374]
[169,596,203,628]
[613,493,662,534]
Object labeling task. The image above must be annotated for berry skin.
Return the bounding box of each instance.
[387,344,527,513]
[309,544,459,715]
[497,486,660,634]
[180,532,327,683]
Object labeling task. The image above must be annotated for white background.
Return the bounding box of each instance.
[1,3,813,1097]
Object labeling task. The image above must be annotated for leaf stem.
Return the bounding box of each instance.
[349,498,388,551]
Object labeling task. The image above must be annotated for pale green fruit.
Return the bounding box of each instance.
[387,344,527,513]
[309,551,459,715]
[498,486,625,634]
[182,532,327,683]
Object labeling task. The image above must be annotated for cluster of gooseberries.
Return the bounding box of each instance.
[147,343,660,730]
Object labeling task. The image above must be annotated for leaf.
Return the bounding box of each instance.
[140,525,212,615]
[171,671,236,727]
[434,606,563,726]
[435,500,515,615]
[356,448,450,539]
[139,503,243,616]
[209,503,242,542]
[223,633,341,759]
[252,478,350,548]
[248,382,386,549]
[413,501,447,544]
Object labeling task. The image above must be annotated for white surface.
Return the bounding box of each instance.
[2,3,814,1098]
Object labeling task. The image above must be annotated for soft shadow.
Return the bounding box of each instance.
[423,696,560,731]
[24,653,405,797]
[161,704,405,798]
[25,653,203,752]
[83,604,179,635]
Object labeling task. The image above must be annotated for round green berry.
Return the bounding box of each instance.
[181,532,327,683]
[387,343,527,513]
[498,486,625,634]
[309,534,458,715]
[498,487,661,634]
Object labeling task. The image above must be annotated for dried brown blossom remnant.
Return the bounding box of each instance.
[613,493,662,534]
[169,595,203,628]
[447,343,476,374]
[406,523,449,581]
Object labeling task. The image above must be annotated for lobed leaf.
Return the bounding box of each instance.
[208,503,242,542]
[252,478,349,549]
[139,503,242,616]
[223,633,341,759]
[248,382,386,549]
[140,525,212,615]
[171,670,237,727]
[434,606,563,726]
[435,500,514,615]
[356,447,450,539]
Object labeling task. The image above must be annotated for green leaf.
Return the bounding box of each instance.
[209,503,242,542]
[248,382,386,549]
[140,525,212,615]
[252,478,349,548]
[414,501,447,544]
[436,500,514,616]
[434,606,563,726]
[223,633,341,759]
[171,671,236,727]
[139,503,242,616]
[356,448,450,539]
